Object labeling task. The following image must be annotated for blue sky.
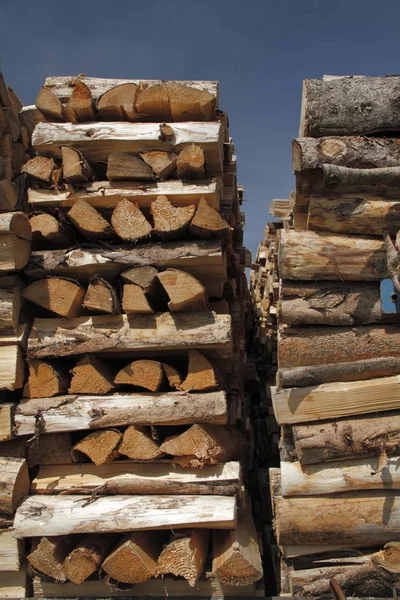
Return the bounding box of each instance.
[1,0,400,256]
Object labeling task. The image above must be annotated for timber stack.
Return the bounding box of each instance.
[263,75,400,597]
[0,75,263,597]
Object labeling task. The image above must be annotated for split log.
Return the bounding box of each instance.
[141,151,177,179]
[27,536,73,581]
[69,355,116,395]
[118,425,163,460]
[150,195,195,239]
[63,80,95,122]
[156,269,208,312]
[14,391,228,436]
[0,346,24,391]
[97,83,137,121]
[160,424,242,468]
[32,461,241,496]
[163,363,183,389]
[64,535,114,585]
[21,156,56,183]
[120,265,157,288]
[32,121,224,174]
[101,531,162,584]
[189,197,230,239]
[107,152,155,181]
[278,229,387,281]
[23,360,69,399]
[0,180,18,210]
[82,278,120,314]
[0,286,20,333]
[180,349,219,391]
[14,494,237,536]
[281,457,400,496]
[156,530,209,586]
[279,281,398,327]
[300,76,400,137]
[0,211,31,271]
[0,457,29,514]
[275,492,400,546]
[136,81,216,121]
[67,198,114,240]
[114,360,165,392]
[22,278,85,318]
[292,411,400,464]
[27,432,73,467]
[0,528,24,571]
[278,325,400,369]
[35,87,65,121]
[30,213,73,249]
[72,430,122,466]
[111,199,152,241]
[177,145,206,179]
[122,284,153,314]
[212,503,263,586]
[61,146,93,183]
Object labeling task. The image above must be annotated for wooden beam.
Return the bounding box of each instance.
[14,494,237,537]
[156,530,209,586]
[0,528,24,571]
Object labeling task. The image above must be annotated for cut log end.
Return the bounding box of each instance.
[156,269,208,312]
[114,360,165,392]
[22,278,85,318]
[111,199,152,242]
[151,195,195,240]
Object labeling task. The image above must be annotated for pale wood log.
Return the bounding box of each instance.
[111,199,152,241]
[32,460,241,496]
[121,265,157,288]
[0,180,18,210]
[32,122,224,174]
[101,531,163,583]
[0,528,23,571]
[0,346,24,391]
[69,355,116,395]
[150,195,195,239]
[122,284,153,314]
[176,145,206,179]
[118,426,163,460]
[278,229,387,281]
[21,156,56,182]
[72,430,122,466]
[61,146,93,183]
[26,312,231,359]
[292,411,400,464]
[0,211,31,271]
[82,277,120,314]
[114,360,165,392]
[35,87,65,121]
[107,152,155,181]
[141,151,177,179]
[156,530,209,586]
[28,536,73,581]
[136,82,216,121]
[14,494,237,536]
[0,457,29,515]
[22,277,85,318]
[156,269,208,312]
[180,349,219,391]
[27,432,73,467]
[189,196,230,239]
[278,325,400,369]
[14,390,228,435]
[23,360,69,399]
[30,213,73,249]
[159,424,242,468]
[28,179,221,210]
[97,83,137,121]
[0,286,20,333]
[212,503,263,586]
[64,534,114,584]
[300,76,400,136]
[67,198,114,240]
[63,79,95,122]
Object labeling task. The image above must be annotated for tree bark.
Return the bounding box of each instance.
[72,430,122,466]
[27,536,73,581]
[156,530,209,586]
[23,360,69,399]
[180,349,219,391]
[107,153,155,181]
[96,82,137,121]
[101,531,163,584]
[0,211,31,272]
[156,269,208,312]
[64,534,114,585]
[114,360,166,392]
[22,278,85,318]
[150,195,195,240]
[67,198,114,240]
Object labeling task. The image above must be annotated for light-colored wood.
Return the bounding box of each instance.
[27,312,231,359]
[67,198,114,240]
[30,212,73,249]
[0,528,23,571]
[107,152,155,181]
[0,404,15,443]
[118,426,163,460]
[0,286,20,333]
[21,156,56,182]
[177,145,206,179]
[64,534,113,584]
[101,531,162,583]
[163,363,183,389]
[32,121,224,174]
[136,81,216,121]
[156,269,208,312]
[28,536,73,581]
[272,374,400,424]
[189,196,230,239]
[122,284,153,314]
[14,391,228,435]
[27,432,73,467]
[35,86,65,120]
[120,265,157,288]
[0,457,29,515]
[82,278,121,314]
[23,360,69,399]
[111,199,152,241]
[180,349,219,391]
[0,346,24,391]
[61,145,93,183]
[72,429,122,465]
[31,460,241,495]
[63,79,95,122]
[156,530,209,586]
[22,277,85,318]
[69,355,116,395]
[14,494,237,536]
[151,195,195,239]
[97,83,137,120]
[141,151,177,179]
[0,211,31,271]
[114,360,165,392]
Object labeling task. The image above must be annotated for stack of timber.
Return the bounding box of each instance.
[267,75,400,597]
[5,75,263,598]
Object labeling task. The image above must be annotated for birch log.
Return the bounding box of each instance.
[13,494,236,537]
[14,391,228,436]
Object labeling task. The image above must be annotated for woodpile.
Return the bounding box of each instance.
[251,75,400,597]
[0,74,263,597]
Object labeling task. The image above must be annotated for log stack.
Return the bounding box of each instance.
[262,75,400,597]
[2,75,263,597]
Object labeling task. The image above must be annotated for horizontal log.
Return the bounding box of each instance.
[279,281,398,326]
[31,460,241,495]
[32,122,224,174]
[0,212,31,272]
[13,494,236,537]
[272,374,400,424]
[28,179,221,210]
[0,529,23,572]
[0,345,24,390]
[278,229,387,281]
[0,570,27,598]
[14,391,228,435]
[278,325,400,369]
[0,457,29,515]
[281,458,400,496]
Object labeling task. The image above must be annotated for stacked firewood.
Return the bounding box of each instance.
[266,75,400,597]
[0,76,263,597]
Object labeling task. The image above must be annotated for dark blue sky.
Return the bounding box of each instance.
[1,0,399,255]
